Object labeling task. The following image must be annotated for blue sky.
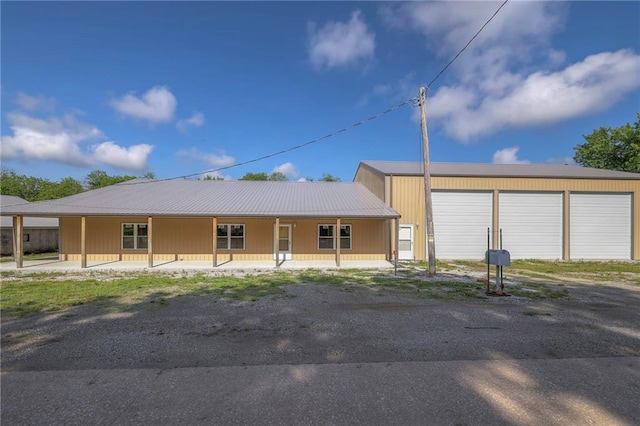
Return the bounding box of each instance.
[1,1,639,182]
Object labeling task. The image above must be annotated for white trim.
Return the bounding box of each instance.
[121,223,149,250]
[274,223,293,260]
[317,224,352,251]
[216,223,245,250]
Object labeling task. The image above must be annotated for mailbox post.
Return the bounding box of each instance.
[485,228,511,295]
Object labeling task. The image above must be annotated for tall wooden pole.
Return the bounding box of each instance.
[419,87,436,275]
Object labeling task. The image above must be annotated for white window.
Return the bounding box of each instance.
[122,223,148,250]
[318,224,351,250]
[217,224,245,250]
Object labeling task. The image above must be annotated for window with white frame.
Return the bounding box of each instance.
[122,223,148,250]
[217,224,245,250]
[318,224,351,250]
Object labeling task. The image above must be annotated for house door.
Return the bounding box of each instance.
[398,225,414,260]
[274,224,292,260]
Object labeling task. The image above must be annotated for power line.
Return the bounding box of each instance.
[124,0,510,185]
[426,0,509,90]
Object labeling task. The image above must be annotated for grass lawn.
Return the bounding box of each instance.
[0,252,59,263]
[0,267,568,317]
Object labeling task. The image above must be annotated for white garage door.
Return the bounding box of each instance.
[499,192,563,259]
[570,193,631,259]
[432,191,492,259]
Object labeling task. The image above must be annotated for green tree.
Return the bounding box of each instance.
[318,173,341,182]
[0,169,48,201]
[573,114,640,173]
[239,172,289,181]
[85,170,137,189]
[36,177,84,200]
[268,172,288,181]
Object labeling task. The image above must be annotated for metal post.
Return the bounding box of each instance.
[486,227,490,293]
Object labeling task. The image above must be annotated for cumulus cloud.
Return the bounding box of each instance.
[377,3,638,140]
[430,49,640,141]
[0,112,154,172]
[308,10,375,70]
[93,142,154,171]
[110,86,177,124]
[492,146,530,164]
[176,147,236,167]
[177,112,205,133]
[272,162,299,179]
[15,92,56,112]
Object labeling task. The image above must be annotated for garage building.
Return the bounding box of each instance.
[354,161,640,261]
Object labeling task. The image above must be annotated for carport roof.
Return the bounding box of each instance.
[360,161,640,180]
[0,180,400,219]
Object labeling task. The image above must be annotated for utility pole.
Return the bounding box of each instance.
[419,87,436,275]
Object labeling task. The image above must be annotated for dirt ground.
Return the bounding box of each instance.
[2,272,639,372]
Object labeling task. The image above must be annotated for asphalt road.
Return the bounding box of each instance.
[2,280,640,425]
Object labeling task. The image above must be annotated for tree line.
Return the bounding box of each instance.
[2,115,636,202]
[0,169,341,202]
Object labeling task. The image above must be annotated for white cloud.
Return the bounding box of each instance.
[177,112,205,133]
[297,177,309,182]
[492,146,530,164]
[177,147,235,167]
[93,142,154,171]
[308,10,375,70]
[431,49,640,141]
[272,162,299,179]
[110,86,177,124]
[0,112,154,172]
[15,92,56,112]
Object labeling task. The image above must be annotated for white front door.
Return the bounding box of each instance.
[274,224,292,260]
[398,224,414,260]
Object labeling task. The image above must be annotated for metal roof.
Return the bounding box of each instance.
[0,195,59,228]
[0,181,399,219]
[359,160,640,180]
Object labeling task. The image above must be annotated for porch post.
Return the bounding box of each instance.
[212,217,218,267]
[12,216,18,265]
[336,218,341,267]
[15,215,24,269]
[394,218,399,264]
[274,217,280,268]
[81,216,87,268]
[147,216,153,268]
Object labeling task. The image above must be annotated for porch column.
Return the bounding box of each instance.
[12,216,18,265]
[15,215,24,269]
[336,218,341,267]
[394,218,399,264]
[147,216,153,268]
[81,216,87,268]
[274,217,280,268]
[212,217,218,267]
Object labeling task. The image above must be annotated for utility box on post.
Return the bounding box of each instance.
[485,249,511,266]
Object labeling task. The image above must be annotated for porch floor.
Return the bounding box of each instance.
[1,259,394,272]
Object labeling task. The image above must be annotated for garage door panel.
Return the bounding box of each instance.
[499,193,563,259]
[570,193,631,259]
[432,192,492,259]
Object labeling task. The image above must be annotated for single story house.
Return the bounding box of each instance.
[0,195,59,256]
[0,180,399,268]
[354,161,640,261]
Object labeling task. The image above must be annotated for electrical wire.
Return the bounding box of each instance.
[426,0,509,90]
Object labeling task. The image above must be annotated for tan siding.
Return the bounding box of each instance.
[389,175,639,260]
[61,216,389,260]
[354,165,385,200]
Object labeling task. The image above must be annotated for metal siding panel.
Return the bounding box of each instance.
[432,192,493,259]
[570,193,631,259]
[499,193,563,259]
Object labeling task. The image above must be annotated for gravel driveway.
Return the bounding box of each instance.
[2,278,639,372]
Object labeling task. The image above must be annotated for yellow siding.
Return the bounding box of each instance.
[385,176,639,260]
[353,164,385,200]
[61,217,389,261]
